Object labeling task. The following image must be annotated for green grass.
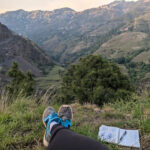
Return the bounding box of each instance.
[144,119,150,133]
[0,98,44,150]
[35,66,64,90]
[0,97,61,150]
[0,94,150,150]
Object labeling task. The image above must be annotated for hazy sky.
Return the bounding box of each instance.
[0,0,138,13]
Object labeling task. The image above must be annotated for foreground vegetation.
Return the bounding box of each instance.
[0,93,150,150]
[1,55,150,149]
[59,55,134,106]
[6,56,134,107]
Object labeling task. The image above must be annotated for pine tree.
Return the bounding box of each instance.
[6,62,35,96]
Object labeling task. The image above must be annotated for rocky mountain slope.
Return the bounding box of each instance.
[0,23,54,87]
[0,0,139,63]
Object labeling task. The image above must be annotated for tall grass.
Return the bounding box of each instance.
[0,92,150,150]
[0,90,10,112]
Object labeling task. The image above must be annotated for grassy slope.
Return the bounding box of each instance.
[35,66,64,90]
[133,50,150,64]
[0,95,150,150]
[95,32,150,59]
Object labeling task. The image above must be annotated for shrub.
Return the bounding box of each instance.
[5,62,35,97]
[59,55,134,106]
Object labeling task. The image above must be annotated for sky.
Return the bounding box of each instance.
[0,0,138,13]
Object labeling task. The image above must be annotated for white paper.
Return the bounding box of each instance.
[98,125,140,148]
[99,125,120,144]
[119,129,140,148]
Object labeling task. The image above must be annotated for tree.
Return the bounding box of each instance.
[59,55,134,106]
[6,62,35,96]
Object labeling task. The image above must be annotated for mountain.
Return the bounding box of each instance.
[1,0,150,87]
[94,2,150,85]
[0,22,54,87]
[0,1,137,64]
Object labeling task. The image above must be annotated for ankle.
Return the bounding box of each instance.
[49,121,58,132]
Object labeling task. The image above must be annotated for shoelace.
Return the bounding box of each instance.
[58,114,71,128]
[44,113,71,138]
[61,119,71,128]
[44,112,61,137]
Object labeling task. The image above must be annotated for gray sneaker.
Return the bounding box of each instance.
[42,106,57,147]
[58,105,73,124]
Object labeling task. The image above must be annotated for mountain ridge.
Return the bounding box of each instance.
[0,0,136,63]
[0,22,54,87]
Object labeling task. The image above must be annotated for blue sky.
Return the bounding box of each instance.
[0,0,138,13]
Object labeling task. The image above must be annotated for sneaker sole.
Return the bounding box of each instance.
[42,106,55,147]
[43,131,49,147]
[58,105,73,121]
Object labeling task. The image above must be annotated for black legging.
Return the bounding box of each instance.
[47,125,110,150]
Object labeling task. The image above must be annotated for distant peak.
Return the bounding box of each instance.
[16,9,25,12]
[9,9,26,13]
[110,0,125,4]
[54,8,75,12]
[3,9,26,14]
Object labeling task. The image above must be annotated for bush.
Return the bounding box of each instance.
[5,62,35,97]
[59,55,134,106]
